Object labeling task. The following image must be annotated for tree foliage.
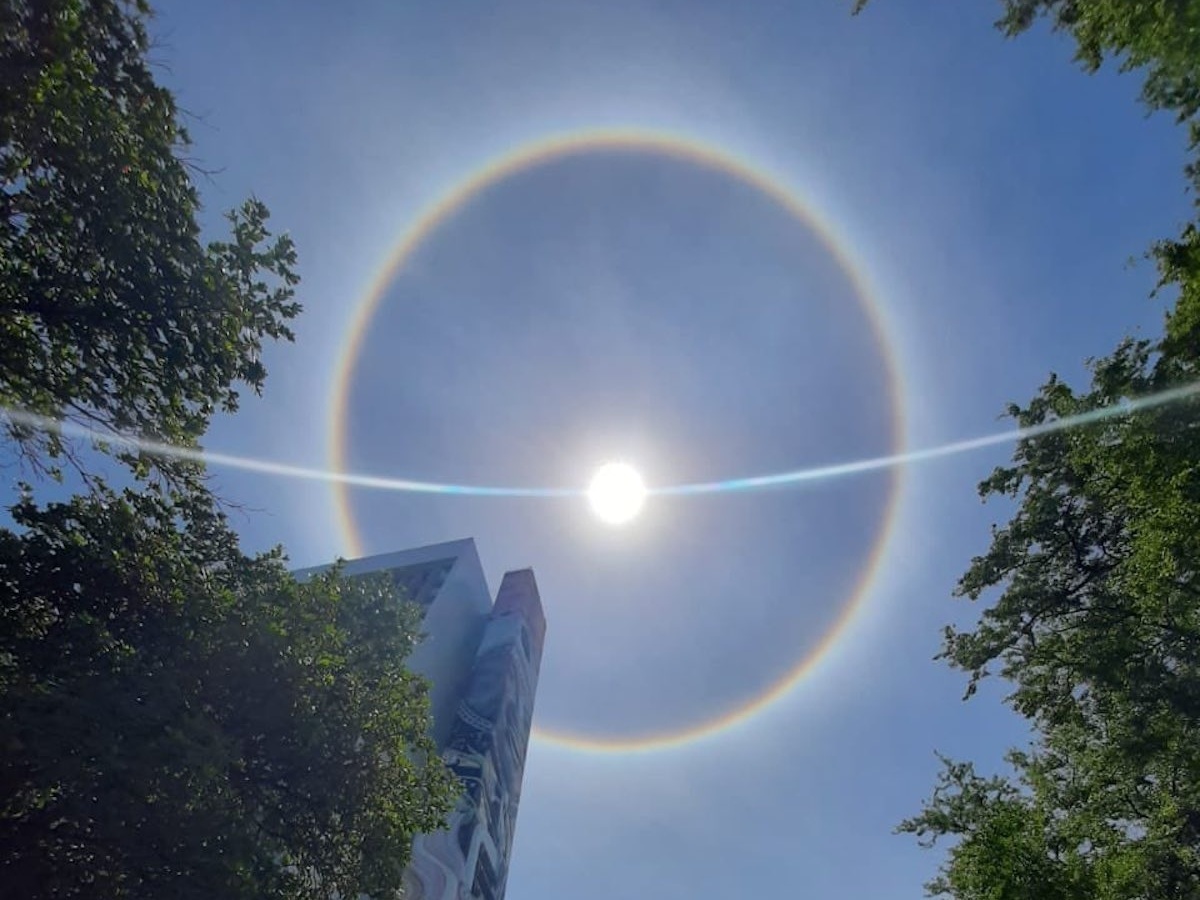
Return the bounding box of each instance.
[0,3,459,897]
[848,1,1200,898]
[0,484,459,900]
[0,0,300,477]
[901,333,1200,898]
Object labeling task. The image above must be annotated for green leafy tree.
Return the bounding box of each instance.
[0,0,300,477]
[899,332,1200,898]
[1,3,460,897]
[849,2,1200,898]
[0,483,459,900]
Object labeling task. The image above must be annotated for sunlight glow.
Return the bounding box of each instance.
[586,462,647,525]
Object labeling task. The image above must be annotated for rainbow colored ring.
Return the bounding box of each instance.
[327,128,907,754]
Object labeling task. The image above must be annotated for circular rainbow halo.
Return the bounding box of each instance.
[587,462,647,525]
[327,128,908,753]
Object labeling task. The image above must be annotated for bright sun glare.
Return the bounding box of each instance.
[587,462,647,525]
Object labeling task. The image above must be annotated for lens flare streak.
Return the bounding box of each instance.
[657,381,1200,496]
[2,380,1196,499]
[0,407,574,497]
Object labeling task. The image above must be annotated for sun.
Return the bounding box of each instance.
[587,462,647,525]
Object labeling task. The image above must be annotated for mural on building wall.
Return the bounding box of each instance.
[404,570,546,900]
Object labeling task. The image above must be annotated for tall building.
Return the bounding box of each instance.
[295,539,546,900]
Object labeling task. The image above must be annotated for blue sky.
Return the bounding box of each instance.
[146,1,1189,896]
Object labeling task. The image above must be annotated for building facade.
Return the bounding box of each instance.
[295,540,546,900]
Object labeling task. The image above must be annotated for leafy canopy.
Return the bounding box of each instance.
[901,334,1200,898]
[0,0,300,477]
[1,5,460,895]
[0,483,460,900]
[850,1,1200,897]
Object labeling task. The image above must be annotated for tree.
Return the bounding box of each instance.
[848,2,1200,898]
[899,332,1200,898]
[1,4,460,896]
[0,483,460,900]
[0,0,300,479]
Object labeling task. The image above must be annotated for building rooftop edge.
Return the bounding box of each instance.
[292,537,480,581]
